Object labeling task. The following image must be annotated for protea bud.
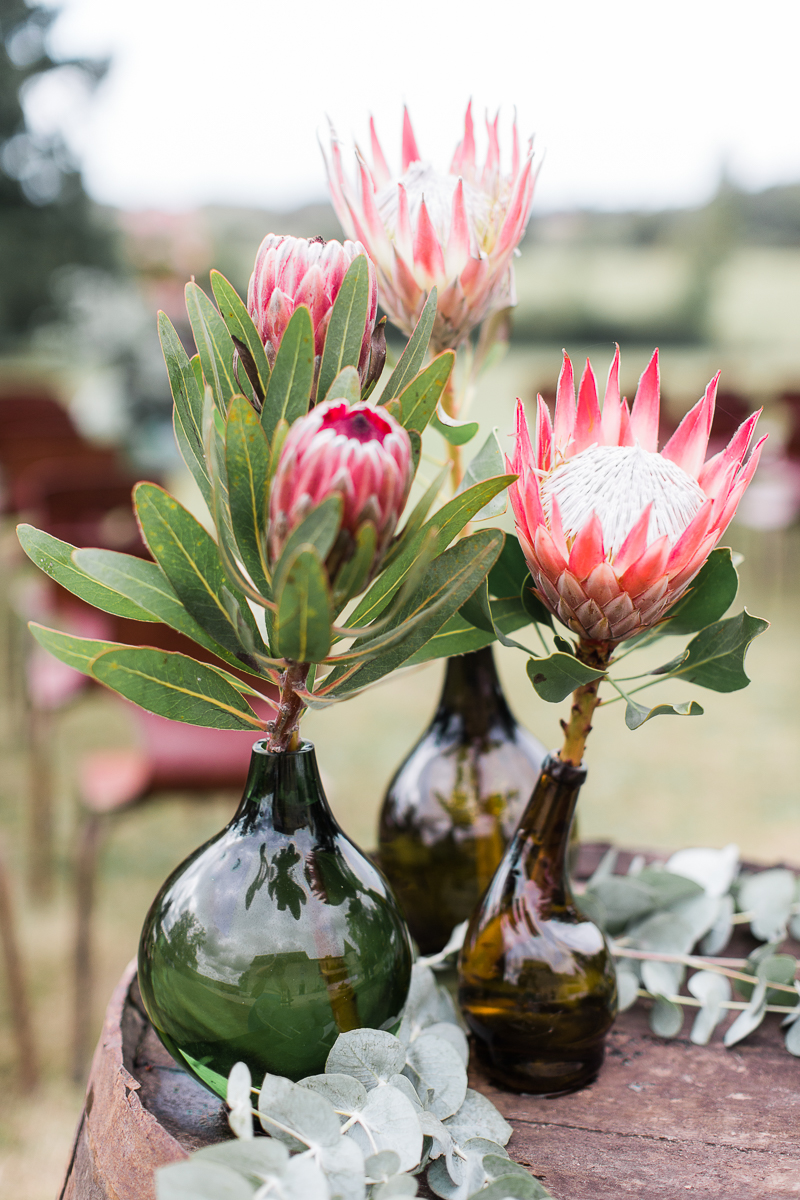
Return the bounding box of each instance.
[269,398,413,579]
[247,234,380,382]
[509,347,767,643]
[324,104,539,353]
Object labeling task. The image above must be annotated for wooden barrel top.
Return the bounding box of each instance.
[59,848,800,1200]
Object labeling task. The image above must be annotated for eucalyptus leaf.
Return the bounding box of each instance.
[415,1023,469,1067]
[326,1029,407,1089]
[262,305,314,442]
[381,289,437,403]
[300,1072,368,1117]
[642,958,684,998]
[616,964,641,1011]
[404,1034,467,1120]
[723,980,767,1047]
[192,1140,290,1182]
[586,876,656,931]
[90,646,263,730]
[443,1090,512,1148]
[315,1134,366,1200]
[627,911,696,957]
[700,894,736,956]
[156,1160,255,1200]
[667,609,769,692]
[525,652,606,704]
[687,970,731,1045]
[474,1174,550,1199]
[662,548,739,635]
[365,1151,402,1182]
[665,845,739,898]
[739,869,795,942]
[257,1072,341,1149]
[785,1009,800,1056]
[373,1174,418,1199]
[649,996,684,1037]
[342,1084,423,1173]
[317,255,371,401]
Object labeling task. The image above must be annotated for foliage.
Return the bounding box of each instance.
[156,962,553,1200]
[458,543,768,729]
[19,264,512,744]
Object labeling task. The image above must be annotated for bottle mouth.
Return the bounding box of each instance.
[542,751,587,785]
[252,738,315,757]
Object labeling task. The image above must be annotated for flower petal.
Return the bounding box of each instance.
[662,373,718,479]
[619,533,670,598]
[536,394,553,473]
[600,344,622,445]
[369,116,391,188]
[572,359,602,454]
[553,351,576,451]
[402,106,422,171]
[629,348,660,452]
[568,512,605,580]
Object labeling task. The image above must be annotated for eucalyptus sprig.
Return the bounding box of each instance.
[156,962,553,1200]
[17,259,512,749]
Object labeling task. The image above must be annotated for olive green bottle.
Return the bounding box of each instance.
[378,648,546,955]
[138,740,413,1094]
[458,753,617,1095]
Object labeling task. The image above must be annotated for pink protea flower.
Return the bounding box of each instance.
[247,234,378,376]
[324,103,539,353]
[508,348,767,644]
[269,398,413,575]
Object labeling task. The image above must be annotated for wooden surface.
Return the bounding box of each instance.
[59,847,800,1200]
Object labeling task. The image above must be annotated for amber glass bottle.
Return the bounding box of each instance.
[458,753,617,1095]
[378,647,546,954]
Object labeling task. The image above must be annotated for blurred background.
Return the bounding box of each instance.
[1,0,799,1195]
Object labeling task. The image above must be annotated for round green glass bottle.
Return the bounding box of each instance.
[138,740,413,1094]
[378,648,546,955]
[458,753,617,1095]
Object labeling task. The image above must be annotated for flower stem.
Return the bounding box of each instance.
[441,374,463,493]
[559,640,613,766]
[265,661,310,752]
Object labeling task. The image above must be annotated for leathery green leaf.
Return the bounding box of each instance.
[134,482,262,663]
[661,548,739,636]
[185,282,237,414]
[526,652,606,703]
[225,395,272,596]
[17,525,155,622]
[380,288,437,403]
[90,646,264,730]
[457,429,511,519]
[666,609,769,692]
[173,403,212,510]
[623,696,704,730]
[262,305,314,442]
[273,544,333,663]
[28,623,125,676]
[396,351,454,433]
[272,495,343,598]
[323,365,360,404]
[317,255,371,402]
[431,408,479,446]
[159,311,207,489]
[210,270,271,404]
[331,521,377,610]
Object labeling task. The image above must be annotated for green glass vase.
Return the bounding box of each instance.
[458,753,617,1095]
[378,647,547,955]
[138,740,413,1093]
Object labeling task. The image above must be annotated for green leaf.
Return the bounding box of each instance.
[520,573,554,629]
[649,996,684,1038]
[326,1029,407,1089]
[430,409,479,446]
[323,364,361,404]
[381,288,437,402]
[173,404,213,510]
[488,538,530,599]
[317,255,370,402]
[443,1090,512,1147]
[262,305,314,443]
[668,609,769,692]
[457,430,510,520]
[342,1086,422,1174]
[623,696,704,730]
[525,652,606,703]
[185,282,237,414]
[158,311,210,501]
[210,270,270,404]
[383,466,450,571]
[396,352,454,433]
[662,548,740,635]
[273,545,333,663]
[134,483,262,663]
[28,623,124,675]
[273,496,343,597]
[156,1160,256,1200]
[177,1051,230,1100]
[405,1034,467,1120]
[324,530,504,697]
[90,646,263,729]
[348,476,516,630]
[17,525,155,622]
[225,395,272,596]
[402,598,531,666]
[258,1072,342,1148]
[332,521,377,610]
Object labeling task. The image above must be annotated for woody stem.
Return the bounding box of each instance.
[559,640,614,767]
[265,662,309,753]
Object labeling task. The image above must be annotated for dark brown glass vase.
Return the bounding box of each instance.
[378,647,546,955]
[458,753,617,1095]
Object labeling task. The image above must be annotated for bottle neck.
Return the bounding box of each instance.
[434,647,516,740]
[236,740,334,836]
[514,753,585,890]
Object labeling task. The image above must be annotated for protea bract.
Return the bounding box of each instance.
[269,397,413,579]
[509,348,766,644]
[247,234,380,382]
[324,104,538,353]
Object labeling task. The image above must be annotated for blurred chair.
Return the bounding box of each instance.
[71,699,275,1080]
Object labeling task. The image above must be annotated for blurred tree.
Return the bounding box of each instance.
[0,0,116,345]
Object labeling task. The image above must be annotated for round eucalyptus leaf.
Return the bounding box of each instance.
[665,845,739,898]
[388,1072,424,1109]
[785,1011,800,1056]
[700,895,735,956]
[616,965,640,1012]
[669,892,721,944]
[723,982,767,1047]
[416,1022,469,1066]
[641,958,684,997]
[398,963,460,1044]
[372,1174,419,1199]
[326,1029,407,1089]
[418,1109,455,1164]
[300,1072,368,1117]
[483,1154,531,1182]
[739,869,795,941]
[476,1175,549,1199]
[444,1092,512,1148]
[317,1131,366,1200]
[649,996,684,1038]
[257,1072,341,1148]
[427,1146,485,1198]
[193,1139,289,1182]
[365,1149,401,1182]
[156,1160,256,1200]
[343,1084,423,1173]
[277,1153,331,1200]
[628,911,695,955]
[405,1034,467,1119]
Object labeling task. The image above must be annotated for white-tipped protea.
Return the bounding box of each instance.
[269,398,413,575]
[509,348,767,643]
[247,234,378,376]
[324,104,538,352]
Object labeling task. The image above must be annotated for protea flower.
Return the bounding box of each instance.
[324,104,538,353]
[269,397,413,578]
[247,234,379,380]
[509,348,766,644]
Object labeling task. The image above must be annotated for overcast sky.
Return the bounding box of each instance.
[28,0,800,215]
